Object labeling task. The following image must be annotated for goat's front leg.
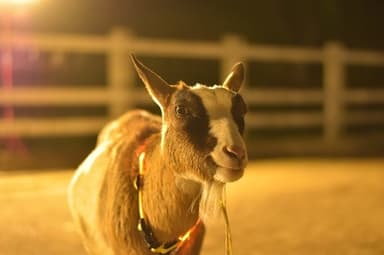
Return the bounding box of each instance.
[174,223,205,255]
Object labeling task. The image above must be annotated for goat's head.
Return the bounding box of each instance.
[131,55,248,184]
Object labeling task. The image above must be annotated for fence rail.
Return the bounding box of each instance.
[1,29,384,146]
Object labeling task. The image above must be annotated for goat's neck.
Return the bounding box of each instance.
[141,143,201,241]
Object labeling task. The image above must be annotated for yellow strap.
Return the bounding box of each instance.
[137,153,146,219]
[150,243,179,254]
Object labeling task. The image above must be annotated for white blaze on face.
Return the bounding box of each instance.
[191,84,247,170]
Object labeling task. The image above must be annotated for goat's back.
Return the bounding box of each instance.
[68,110,161,255]
[98,110,161,145]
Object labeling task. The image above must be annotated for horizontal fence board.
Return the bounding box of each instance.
[8,33,108,53]
[1,33,383,69]
[132,38,223,58]
[3,33,382,66]
[244,89,323,104]
[0,117,106,136]
[245,45,323,63]
[347,111,384,125]
[0,87,153,106]
[3,34,325,62]
[0,87,108,106]
[2,87,383,107]
[246,112,323,128]
[345,50,384,66]
[347,89,384,104]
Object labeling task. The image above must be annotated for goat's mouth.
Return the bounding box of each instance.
[205,156,244,183]
[214,166,244,183]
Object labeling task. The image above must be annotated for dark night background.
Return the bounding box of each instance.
[18,0,384,49]
[2,0,383,169]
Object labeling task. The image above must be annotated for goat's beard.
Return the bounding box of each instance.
[199,180,225,222]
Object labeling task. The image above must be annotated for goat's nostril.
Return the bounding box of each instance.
[223,145,245,160]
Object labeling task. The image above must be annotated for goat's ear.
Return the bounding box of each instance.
[131,54,174,108]
[222,62,245,93]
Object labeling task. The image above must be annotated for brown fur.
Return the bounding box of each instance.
[97,110,202,254]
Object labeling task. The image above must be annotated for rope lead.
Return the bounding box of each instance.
[221,186,233,255]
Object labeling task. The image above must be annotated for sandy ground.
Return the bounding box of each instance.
[1,159,384,255]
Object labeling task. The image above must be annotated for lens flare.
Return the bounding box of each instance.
[0,0,39,5]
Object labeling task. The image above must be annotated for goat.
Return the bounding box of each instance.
[68,55,248,255]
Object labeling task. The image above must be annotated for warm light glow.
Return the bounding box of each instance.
[0,0,39,5]
[178,219,202,242]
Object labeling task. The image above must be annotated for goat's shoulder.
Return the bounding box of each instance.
[97,110,161,145]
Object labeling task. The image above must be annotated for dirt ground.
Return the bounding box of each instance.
[1,159,384,255]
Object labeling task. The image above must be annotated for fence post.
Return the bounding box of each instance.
[107,28,135,118]
[323,42,345,144]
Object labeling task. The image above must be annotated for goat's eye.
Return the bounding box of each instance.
[175,105,188,117]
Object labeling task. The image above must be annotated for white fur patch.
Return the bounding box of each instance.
[191,85,246,168]
[191,84,235,123]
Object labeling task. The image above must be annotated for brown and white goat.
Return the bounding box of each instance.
[68,55,248,255]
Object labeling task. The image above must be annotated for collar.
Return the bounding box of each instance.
[134,151,201,254]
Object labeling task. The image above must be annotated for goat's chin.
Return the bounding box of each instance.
[214,167,244,183]
[204,156,243,183]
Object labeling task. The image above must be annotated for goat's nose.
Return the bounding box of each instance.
[223,145,245,160]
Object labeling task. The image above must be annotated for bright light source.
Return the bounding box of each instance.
[0,0,39,6]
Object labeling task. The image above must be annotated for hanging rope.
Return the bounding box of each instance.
[221,185,233,255]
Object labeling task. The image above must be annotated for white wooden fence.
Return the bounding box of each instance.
[1,28,384,146]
